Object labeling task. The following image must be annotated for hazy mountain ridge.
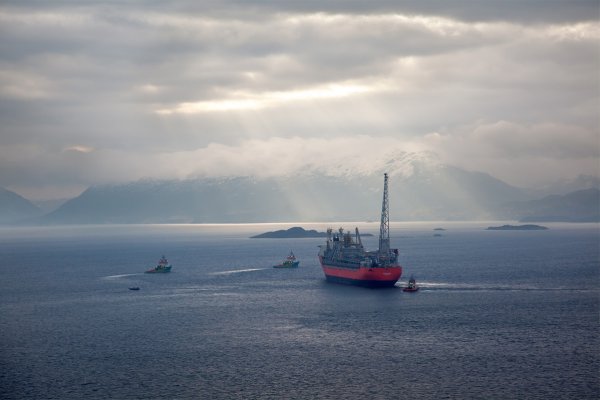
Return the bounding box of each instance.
[501,188,600,222]
[523,174,600,198]
[32,159,532,224]
[5,155,599,224]
[33,198,70,214]
[0,187,43,223]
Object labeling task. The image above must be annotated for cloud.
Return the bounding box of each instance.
[64,145,94,153]
[425,121,599,160]
[0,69,53,99]
[0,2,598,199]
[423,121,599,186]
[0,135,425,186]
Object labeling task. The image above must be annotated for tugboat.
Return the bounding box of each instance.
[145,255,172,273]
[273,251,300,268]
[318,173,403,288]
[403,276,419,292]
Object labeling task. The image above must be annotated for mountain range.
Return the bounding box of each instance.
[501,188,599,222]
[0,187,43,223]
[2,156,598,224]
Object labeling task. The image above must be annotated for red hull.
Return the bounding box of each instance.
[320,257,402,287]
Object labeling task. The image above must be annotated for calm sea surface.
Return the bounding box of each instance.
[0,222,598,399]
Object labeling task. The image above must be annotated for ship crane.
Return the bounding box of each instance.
[378,173,390,256]
[355,227,362,248]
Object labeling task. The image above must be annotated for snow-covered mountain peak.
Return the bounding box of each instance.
[289,150,443,180]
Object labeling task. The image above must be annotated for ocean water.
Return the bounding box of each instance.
[0,222,598,399]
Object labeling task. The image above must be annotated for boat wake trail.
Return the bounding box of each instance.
[210,268,267,276]
[102,273,142,280]
[410,282,594,292]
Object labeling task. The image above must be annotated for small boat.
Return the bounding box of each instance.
[128,287,140,291]
[403,276,419,292]
[273,251,300,268]
[145,255,172,273]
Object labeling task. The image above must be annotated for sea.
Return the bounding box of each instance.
[0,222,598,399]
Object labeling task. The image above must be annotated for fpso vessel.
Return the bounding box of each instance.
[318,173,402,287]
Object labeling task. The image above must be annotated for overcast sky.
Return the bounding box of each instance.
[1,1,598,200]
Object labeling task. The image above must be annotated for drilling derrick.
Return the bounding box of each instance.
[378,173,390,256]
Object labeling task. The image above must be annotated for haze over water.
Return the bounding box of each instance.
[0,222,598,399]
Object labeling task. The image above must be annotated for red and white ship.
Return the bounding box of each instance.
[318,173,402,287]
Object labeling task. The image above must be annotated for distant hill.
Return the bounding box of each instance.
[502,188,600,222]
[28,153,599,225]
[0,187,42,223]
[36,156,534,224]
[33,198,71,214]
[251,227,328,238]
[528,174,600,197]
[393,164,528,220]
[486,224,548,231]
[251,226,374,238]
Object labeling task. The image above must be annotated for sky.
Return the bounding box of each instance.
[0,0,598,200]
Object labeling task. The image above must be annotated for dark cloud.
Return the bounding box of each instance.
[15,0,600,21]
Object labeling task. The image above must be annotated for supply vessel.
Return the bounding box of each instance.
[403,276,419,292]
[145,255,172,273]
[318,173,402,287]
[273,251,300,268]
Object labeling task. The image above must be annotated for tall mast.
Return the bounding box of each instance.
[378,173,390,254]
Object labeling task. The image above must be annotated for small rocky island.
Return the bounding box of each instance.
[486,224,548,231]
[251,226,373,238]
[251,227,327,238]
